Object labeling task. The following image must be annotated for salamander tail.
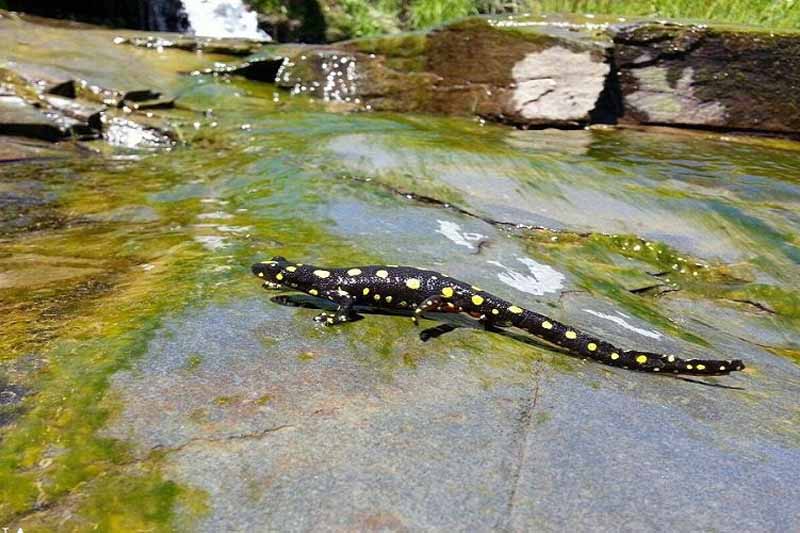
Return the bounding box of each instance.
[620,351,745,375]
[509,309,745,376]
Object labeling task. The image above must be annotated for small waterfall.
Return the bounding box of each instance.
[179,0,270,40]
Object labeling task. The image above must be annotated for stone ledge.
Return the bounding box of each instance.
[236,15,800,136]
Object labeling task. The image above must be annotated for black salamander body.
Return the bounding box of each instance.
[252,257,745,376]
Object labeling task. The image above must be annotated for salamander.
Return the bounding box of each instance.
[252,257,745,376]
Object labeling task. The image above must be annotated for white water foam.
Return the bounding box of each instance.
[582,309,662,339]
[180,0,270,40]
[488,257,565,295]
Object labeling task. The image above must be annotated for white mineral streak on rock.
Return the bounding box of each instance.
[197,211,234,220]
[582,309,663,339]
[626,66,726,125]
[510,46,608,122]
[488,257,565,295]
[193,235,228,250]
[436,220,487,250]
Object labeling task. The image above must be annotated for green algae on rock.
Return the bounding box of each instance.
[1,11,800,531]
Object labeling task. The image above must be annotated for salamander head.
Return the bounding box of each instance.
[252,256,293,288]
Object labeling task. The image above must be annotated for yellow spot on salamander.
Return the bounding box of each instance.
[587,342,597,351]
[491,308,500,315]
[309,289,318,296]
[696,364,706,371]
[686,364,693,370]
[376,270,389,278]
[542,321,553,329]
[636,355,648,364]
[257,272,264,277]
[385,296,393,303]
[610,352,620,360]
[406,278,421,290]
[362,288,370,296]
[565,330,577,340]
[667,355,676,362]
[374,294,381,301]
[399,301,407,307]
[442,287,454,298]
[508,305,523,314]
[313,270,330,279]
[347,268,362,276]
[286,266,297,272]
[276,273,284,281]
[472,295,485,306]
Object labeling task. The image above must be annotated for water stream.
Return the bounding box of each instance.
[1,14,799,533]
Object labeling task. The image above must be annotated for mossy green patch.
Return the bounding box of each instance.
[1,243,210,528]
[345,32,429,72]
[522,226,800,329]
[255,394,272,406]
[185,354,204,371]
[765,346,800,366]
[213,395,241,407]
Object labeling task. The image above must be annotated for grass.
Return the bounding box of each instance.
[248,0,800,41]
[532,0,800,29]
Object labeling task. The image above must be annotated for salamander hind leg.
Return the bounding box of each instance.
[313,289,362,327]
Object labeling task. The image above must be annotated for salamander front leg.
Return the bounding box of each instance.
[412,295,447,326]
[313,290,362,326]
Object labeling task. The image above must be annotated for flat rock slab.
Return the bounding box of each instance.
[0,95,64,141]
[115,34,266,57]
[0,135,77,163]
[105,295,799,531]
[97,124,799,529]
[0,12,237,102]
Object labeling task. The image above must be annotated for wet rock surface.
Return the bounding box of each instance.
[263,14,800,135]
[615,23,800,133]
[1,9,800,533]
[0,11,246,149]
[0,95,66,141]
[115,34,265,56]
[270,17,613,126]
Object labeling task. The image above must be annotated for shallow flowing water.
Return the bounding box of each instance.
[1,21,800,531]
